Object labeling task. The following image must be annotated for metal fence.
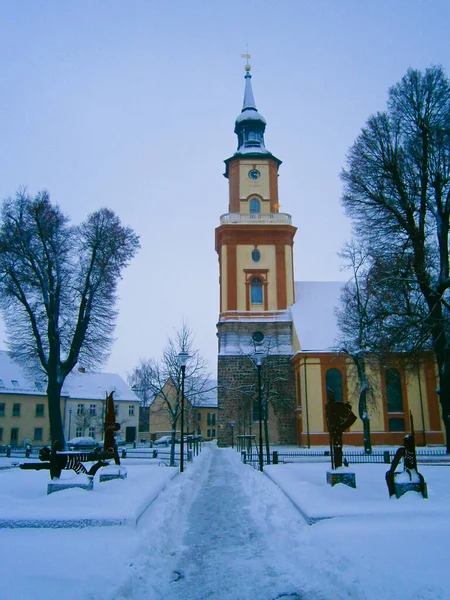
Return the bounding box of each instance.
[240,446,448,469]
[0,441,202,466]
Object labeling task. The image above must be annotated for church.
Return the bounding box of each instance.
[215,64,444,448]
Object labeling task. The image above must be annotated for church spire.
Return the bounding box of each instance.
[242,66,256,111]
[234,61,269,155]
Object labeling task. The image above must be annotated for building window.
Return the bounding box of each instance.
[211,428,216,437]
[212,413,216,426]
[251,277,263,304]
[207,429,211,437]
[88,427,96,439]
[385,368,403,413]
[252,248,261,262]
[11,380,19,389]
[207,413,211,425]
[13,403,20,417]
[0,427,3,441]
[129,405,135,416]
[89,404,97,416]
[249,198,260,214]
[34,427,43,441]
[325,369,344,403]
[0,403,4,417]
[77,403,84,415]
[388,418,405,432]
[10,427,18,445]
[35,404,45,417]
[197,412,201,421]
[75,427,83,437]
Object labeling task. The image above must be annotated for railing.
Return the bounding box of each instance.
[220,212,292,225]
[240,447,449,469]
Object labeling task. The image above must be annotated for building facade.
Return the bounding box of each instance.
[216,66,445,448]
[0,351,139,446]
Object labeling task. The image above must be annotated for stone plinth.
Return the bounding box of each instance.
[326,470,356,489]
[99,465,127,482]
[394,481,428,499]
[47,475,94,495]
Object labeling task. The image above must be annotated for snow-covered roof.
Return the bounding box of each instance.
[0,351,46,394]
[63,371,139,403]
[290,281,345,352]
[0,351,138,402]
[193,380,217,408]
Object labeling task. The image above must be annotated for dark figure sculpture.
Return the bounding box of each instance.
[325,388,357,469]
[103,391,121,465]
[20,441,111,479]
[385,434,427,498]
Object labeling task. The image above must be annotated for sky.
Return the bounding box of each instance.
[1,0,450,381]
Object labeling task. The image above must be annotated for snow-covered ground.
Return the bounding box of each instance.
[0,444,449,599]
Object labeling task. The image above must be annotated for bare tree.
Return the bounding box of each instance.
[0,190,140,444]
[129,323,212,466]
[341,66,450,451]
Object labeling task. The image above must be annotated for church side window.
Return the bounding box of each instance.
[385,368,405,431]
[385,368,403,413]
[251,277,263,304]
[325,369,343,403]
[249,198,260,214]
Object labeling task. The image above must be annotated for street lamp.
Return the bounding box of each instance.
[177,350,190,473]
[68,407,72,441]
[253,351,264,472]
[229,420,236,448]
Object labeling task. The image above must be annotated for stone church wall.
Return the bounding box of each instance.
[217,355,296,446]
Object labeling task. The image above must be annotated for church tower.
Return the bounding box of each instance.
[216,63,297,446]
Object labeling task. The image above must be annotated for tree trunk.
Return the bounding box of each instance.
[47,379,65,446]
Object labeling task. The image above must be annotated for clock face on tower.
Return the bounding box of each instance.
[248,168,261,180]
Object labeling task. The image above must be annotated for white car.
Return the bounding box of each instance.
[153,436,173,447]
[67,436,98,451]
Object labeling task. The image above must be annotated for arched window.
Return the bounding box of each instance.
[326,369,343,403]
[385,368,403,413]
[249,198,260,214]
[251,277,263,304]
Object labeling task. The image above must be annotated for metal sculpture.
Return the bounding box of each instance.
[325,387,357,469]
[20,440,112,479]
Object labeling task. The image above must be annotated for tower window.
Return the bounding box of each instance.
[249,198,260,214]
[251,249,261,262]
[251,277,263,304]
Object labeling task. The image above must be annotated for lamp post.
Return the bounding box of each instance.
[68,407,72,440]
[177,351,189,473]
[253,351,264,472]
[229,420,236,448]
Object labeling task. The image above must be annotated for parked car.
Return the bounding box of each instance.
[153,435,173,447]
[67,436,98,451]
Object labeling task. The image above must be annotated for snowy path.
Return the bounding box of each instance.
[120,445,356,600]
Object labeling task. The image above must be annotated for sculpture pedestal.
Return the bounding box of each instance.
[326,470,356,489]
[394,481,428,499]
[99,465,127,482]
[47,475,94,495]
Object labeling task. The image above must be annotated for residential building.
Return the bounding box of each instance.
[145,378,217,442]
[0,351,139,446]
